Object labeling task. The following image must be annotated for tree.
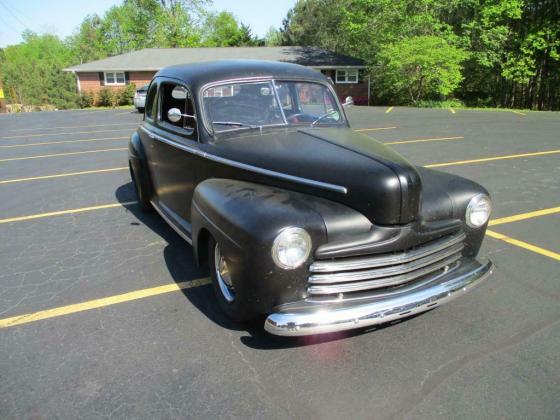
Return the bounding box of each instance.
[2,31,78,108]
[202,11,261,47]
[376,36,469,104]
[264,26,282,46]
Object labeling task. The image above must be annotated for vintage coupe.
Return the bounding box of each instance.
[128,60,493,336]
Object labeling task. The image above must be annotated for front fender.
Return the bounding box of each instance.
[191,179,368,313]
[128,130,152,198]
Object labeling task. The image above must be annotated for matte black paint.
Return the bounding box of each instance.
[128,60,490,314]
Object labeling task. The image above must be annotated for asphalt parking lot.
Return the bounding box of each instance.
[1,106,559,419]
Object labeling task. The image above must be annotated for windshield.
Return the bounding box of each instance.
[202,80,344,133]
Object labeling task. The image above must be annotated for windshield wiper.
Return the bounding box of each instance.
[310,109,338,127]
[211,121,260,129]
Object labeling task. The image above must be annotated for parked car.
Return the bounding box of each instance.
[128,60,493,336]
[134,84,149,112]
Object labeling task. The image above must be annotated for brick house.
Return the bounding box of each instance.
[64,46,370,105]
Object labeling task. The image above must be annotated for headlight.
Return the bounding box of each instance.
[466,194,492,228]
[271,227,311,270]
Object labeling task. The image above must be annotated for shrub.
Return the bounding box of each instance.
[117,83,136,105]
[97,87,114,107]
[80,91,94,108]
[416,99,465,108]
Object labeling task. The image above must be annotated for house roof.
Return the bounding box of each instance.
[64,47,366,72]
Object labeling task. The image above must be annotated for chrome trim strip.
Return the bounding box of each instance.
[307,254,462,294]
[150,199,193,245]
[264,259,493,336]
[140,125,347,194]
[310,232,466,273]
[308,242,464,284]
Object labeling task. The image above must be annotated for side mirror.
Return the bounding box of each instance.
[342,96,354,108]
[167,108,196,123]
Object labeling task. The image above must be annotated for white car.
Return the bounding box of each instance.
[133,84,149,113]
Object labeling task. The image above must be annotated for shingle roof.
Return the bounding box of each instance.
[64,47,365,72]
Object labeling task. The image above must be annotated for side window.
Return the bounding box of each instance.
[159,83,197,138]
[145,82,158,121]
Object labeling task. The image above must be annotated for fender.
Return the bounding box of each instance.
[190,178,373,313]
[128,130,153,199]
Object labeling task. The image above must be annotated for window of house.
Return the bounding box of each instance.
[335,69,358,84]
[159,83,197,138]
[105,72,126,85]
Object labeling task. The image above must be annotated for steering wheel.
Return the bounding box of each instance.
[286,113,312,123]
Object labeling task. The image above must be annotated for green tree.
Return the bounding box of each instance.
[2,31,78,109]
[202,11,242,46]
[264,26,282,46]
[376,35,469,103]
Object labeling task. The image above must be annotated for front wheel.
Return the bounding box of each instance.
[208,237,256,323]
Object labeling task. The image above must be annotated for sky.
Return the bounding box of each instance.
[0,0,297,48]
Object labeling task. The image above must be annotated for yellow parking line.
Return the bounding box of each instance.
[425,149,560,168]
[449,108,456,114]
[0,277,211,329]
[385,136,463,146]
[385,106,394,113]
[0,128,134,140]
[0,167,128,185]
[0,147,127,162]
[0,201,136,224]
[486,229,560,261]
[0,136,128,148]
[8,122,138,132]
[490,206,560,226]
[355,126,397,132]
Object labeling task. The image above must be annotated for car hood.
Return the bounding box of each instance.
[204,127,422,225]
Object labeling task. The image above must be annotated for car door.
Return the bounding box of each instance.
[141,79,199,225]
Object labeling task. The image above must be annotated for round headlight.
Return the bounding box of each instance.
[271,227,312,270]
[466,194,492,228]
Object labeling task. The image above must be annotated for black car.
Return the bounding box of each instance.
[128,60,493,336]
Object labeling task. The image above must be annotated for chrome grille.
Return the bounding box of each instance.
[308,232,466,296]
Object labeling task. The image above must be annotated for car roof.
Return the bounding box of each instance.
[154,60,329,91]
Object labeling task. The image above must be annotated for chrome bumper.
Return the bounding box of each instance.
[264,258,493,336]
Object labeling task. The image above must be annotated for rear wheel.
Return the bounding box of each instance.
[208,237,256,323]
[129,163,152,212]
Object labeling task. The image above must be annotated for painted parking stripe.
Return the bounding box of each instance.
[486,229,560,261]
[449,108,456,114]
[0,277,211,329]
[0,128,134,140]
[511,110,526,116]
[425,149,560,168]
[354,127,397,132]
[0,202,136,224]
[0,167,129,185]
[489,206,560,226]
[7,122,139,132]
[385,136,463,145]
[0,206,556,329]
[385,106,394,113]
[0,147,127,162]
[0,136,128,148]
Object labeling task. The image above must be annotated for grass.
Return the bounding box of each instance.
[75,105,135,111]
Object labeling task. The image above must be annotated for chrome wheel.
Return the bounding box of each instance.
[214,243,235,303]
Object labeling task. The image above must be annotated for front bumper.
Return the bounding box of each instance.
[264,258,493,336]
